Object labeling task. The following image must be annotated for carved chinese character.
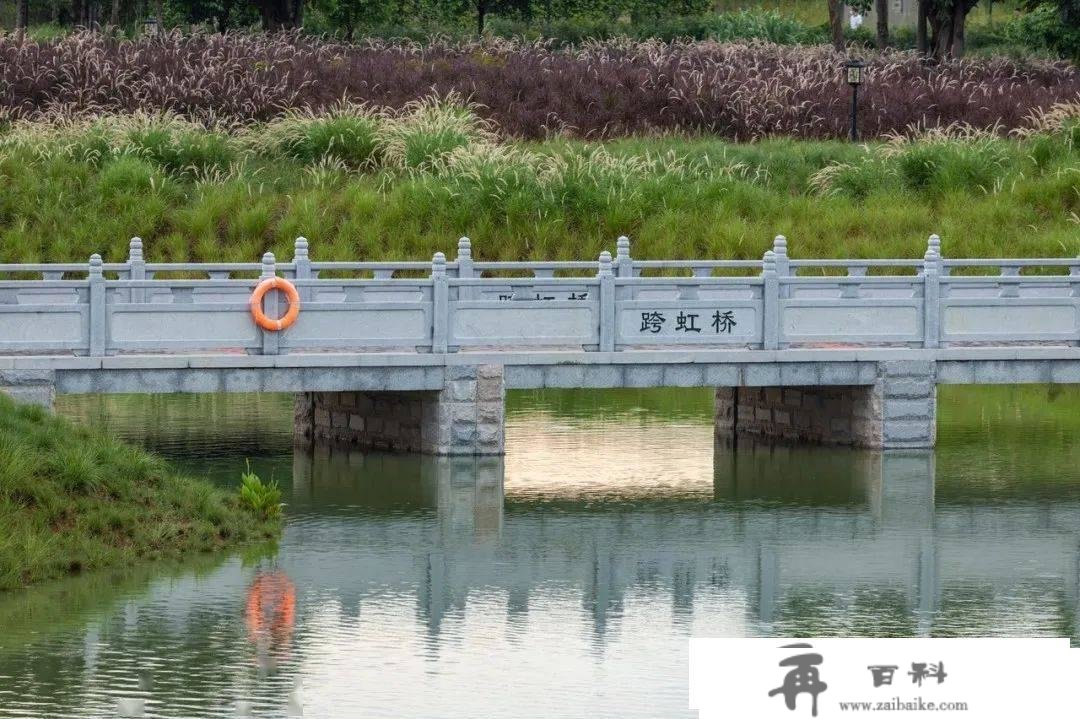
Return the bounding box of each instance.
[675,311,701,333]
[712,310,737,334]
[640,311,665,333]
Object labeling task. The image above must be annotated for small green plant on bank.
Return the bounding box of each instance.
[238,461,282,520]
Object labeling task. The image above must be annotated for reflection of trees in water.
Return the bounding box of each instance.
[507,387,714,422]
[56,393,295,460]
[936,385,1080,502]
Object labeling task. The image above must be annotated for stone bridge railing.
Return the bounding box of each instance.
[1,234,1078,357]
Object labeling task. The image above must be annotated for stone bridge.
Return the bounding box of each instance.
[4,234,1080,453]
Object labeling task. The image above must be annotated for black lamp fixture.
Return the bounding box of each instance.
[142,17,160,37]
[844,57,865,142]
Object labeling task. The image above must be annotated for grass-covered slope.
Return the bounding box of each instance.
[0,395,278,590]
[0,104,1077,264]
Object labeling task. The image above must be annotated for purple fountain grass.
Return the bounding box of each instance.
[0,31,1077,140]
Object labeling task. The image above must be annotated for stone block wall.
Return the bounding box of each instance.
[294,364,505,455]
[715,385,879,446]
[424,364,505,455]
[295,390,432,452]
[715,361,937,449]
[0,370,55,409]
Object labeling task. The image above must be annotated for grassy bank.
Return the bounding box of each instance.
[0,395,279,590]
[0,105,1077,263]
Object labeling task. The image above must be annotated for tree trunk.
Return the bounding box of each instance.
[916,0,928,55]
[259,0,297,30]
[16,0,30,28]
[930,10,952,59]
[110,0,120,26]
[477,0,487,36]
[950,0,966,57]
[826,0,844,52]
[875,0,889,49]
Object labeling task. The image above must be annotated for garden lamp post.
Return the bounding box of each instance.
[142,17,160,37]
[844,58,865,142]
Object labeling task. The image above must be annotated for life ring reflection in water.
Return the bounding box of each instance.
[245,570,297,664]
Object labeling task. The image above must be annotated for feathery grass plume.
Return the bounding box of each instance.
[0,112,238,176]
[381,94,497,171]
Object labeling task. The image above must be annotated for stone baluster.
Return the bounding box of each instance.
[598,250,615,352]
[432,252,448,354]
[88,254,106,357]
[773,235,790,299]
[762,250,779,350]
[999,264,1020,298]
[292,237,312,302]
[128,237,145,304]
[260,252,279,356]
[615,236,633,278]
[923,242,941,349]
[456,236,473,300]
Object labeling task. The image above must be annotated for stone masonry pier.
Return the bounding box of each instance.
[715,361,936,448]
[293,365,505,455]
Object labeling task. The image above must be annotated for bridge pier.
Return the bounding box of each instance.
[0,370,55,410]
[715,361,937,449]
[294,364,505,455]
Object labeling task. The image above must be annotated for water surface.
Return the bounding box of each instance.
[0,386,1077,718]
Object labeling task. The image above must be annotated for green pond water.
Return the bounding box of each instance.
[0,385,1078,718]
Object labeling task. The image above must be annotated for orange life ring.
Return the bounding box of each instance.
[250,277,300,331]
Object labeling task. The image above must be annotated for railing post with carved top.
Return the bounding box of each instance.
[598,251,615,352]
[615,236,633,278]
[762,250,779,350]
[128,237,145,304]
[927,234,947,276]
[88,254,106,357]
[432,252,449,354]
[260,252,279,356]
[773,235,790,299]
[292,237,311,302]
[923,235,941,348]
[456,237,473,301]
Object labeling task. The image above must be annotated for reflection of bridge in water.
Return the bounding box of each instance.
[279,444,1080,641]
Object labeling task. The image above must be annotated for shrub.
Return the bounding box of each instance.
[999,3,1080,63]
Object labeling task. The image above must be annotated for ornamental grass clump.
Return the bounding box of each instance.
[381,95,498,171]
[253,104,385,170]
